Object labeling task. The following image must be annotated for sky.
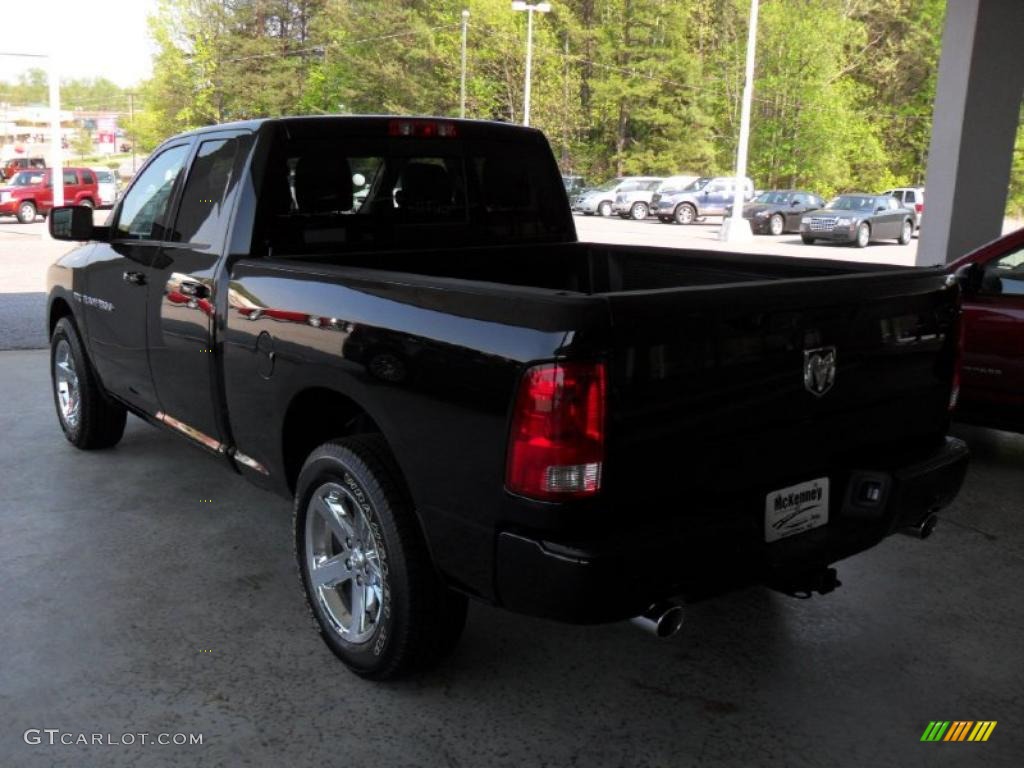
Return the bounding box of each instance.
[0,0,158,87]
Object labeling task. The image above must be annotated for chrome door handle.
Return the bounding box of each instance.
[122,271,146,286]
[179,280,210,299]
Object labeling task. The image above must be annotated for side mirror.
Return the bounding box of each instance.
[49,205,94,241]
[875,206,887,213]
[791,200,800,206]
[954,262,984,295]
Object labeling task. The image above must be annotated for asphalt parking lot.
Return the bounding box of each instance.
[1,213,1022,767]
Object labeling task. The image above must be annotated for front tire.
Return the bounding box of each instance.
[674,203,696,225]
[50,317,126,449]
[295,435,467,679]
[801,235,815,245]
[769,214,784,236]
[598,201,612,217]
[630,202,648,220]
[855,222,870,248]
[17,201,36,224]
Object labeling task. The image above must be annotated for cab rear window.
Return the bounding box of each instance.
[255,126,570,256]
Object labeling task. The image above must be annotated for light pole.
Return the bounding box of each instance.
[719,0,759,243]
[511,1,550,127]
[0,50,62,206]
[460,9,469,119]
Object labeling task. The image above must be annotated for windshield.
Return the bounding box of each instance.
[755,191,791,205]
[826,195,875,211]
[9,171,45,187]
[682,177,711,192]
[593,178,623,192]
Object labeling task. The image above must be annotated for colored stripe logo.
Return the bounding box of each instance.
[920,721,997,742]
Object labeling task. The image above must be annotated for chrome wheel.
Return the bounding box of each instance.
[675,203,695,225]
[856,222,870,248]
[305,480,385,646]
[769,214,784,236]
[53,339,80,429]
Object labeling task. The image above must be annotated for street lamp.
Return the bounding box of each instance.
[719,0,759,243]
[511,1,551,127]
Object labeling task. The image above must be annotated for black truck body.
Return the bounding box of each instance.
[46,117,968,677]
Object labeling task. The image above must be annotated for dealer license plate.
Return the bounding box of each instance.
[765,477,830,543]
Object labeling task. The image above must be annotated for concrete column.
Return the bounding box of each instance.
[917,0,1024,266]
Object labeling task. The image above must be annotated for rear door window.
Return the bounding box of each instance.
[171,138,239,246]
[81,170,95,185]
[63,170,78,185]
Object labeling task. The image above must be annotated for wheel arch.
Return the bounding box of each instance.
[48,294,75,338]
[281,385,394,496]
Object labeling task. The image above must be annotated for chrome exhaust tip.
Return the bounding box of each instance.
[901,513,938,540]
[630,602,685,638]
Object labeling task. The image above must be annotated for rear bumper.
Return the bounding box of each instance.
[494,437,969,623]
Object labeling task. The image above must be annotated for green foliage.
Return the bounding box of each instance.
[45,0,1018,207]
[71,126,93,159]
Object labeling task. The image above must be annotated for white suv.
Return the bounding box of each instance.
[611,178,665,220]
[881,187,924,231]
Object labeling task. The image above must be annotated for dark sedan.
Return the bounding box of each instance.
[734,190,825,235]
[800,194,915,248]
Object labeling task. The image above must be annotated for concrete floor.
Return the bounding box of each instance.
[1,348,1022,768]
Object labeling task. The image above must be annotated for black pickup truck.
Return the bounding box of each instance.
[46,116,968,679]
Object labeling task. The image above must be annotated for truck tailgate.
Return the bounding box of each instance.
[602,268,959,513]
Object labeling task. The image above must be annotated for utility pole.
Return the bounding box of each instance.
[128,92,137,173]
[511,2,551,127]
[46,53,63,207]
[719,0,759,243]
[460,10,469,119]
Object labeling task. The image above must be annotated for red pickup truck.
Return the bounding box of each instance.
[0,166,100,223]
[951,226,1024,432]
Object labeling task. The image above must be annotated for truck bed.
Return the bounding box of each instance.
[282,241,891,295]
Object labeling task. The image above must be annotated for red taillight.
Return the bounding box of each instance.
[506,361,606,501]
[916,203,924,214]
[388,119,458,138]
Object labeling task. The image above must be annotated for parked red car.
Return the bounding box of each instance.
[0,167,100,223]
[950,226,1024,431]
[0,155,46,182]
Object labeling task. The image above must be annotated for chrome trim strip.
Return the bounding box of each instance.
[155,411,226,453]
[232,450,270,476]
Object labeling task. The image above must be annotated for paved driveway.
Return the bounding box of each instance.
[1,349,1022,767]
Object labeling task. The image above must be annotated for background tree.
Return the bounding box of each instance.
[71,126,93,159]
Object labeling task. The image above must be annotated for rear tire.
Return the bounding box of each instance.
[295,435,467,679]
[50,317,127,449]
[79,198,94,209]
[801,235,815,245]
[630,202,648,220]
[898,219,913,245]
[17,201,36,224]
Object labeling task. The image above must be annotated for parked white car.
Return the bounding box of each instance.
[573,176,661,217]
[91,168,120,209]
[611,177,665,219]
